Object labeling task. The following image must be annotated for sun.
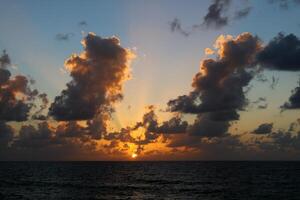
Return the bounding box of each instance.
[131,153,138,158]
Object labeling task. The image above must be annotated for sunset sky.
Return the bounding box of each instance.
[1,0,300,160]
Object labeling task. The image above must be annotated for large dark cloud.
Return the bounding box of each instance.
[253,123,273,134]
[49,33,134,121]
[168,33,262,137]
[257,33,300,71]
[188,114,230,137]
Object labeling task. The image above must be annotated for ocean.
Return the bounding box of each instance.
[0,161,299,199]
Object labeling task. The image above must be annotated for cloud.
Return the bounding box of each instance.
[78,21,87,26]
[203,0,231,29]
[5,121,104,160]
[257,33,300,71]
[256,33,300,110]
[169,18,190,37]
[281,81,300,109]
[251,97,268,109]
[0,50,10,68]
[253,123,273,134]
[168,33,261,137]
[169,0,252,36]
[268,0,300,9]
[14,122,55,149]
[32,93,49,120]
[55,33,74,41]
[234,6,252,19]
[49,32,135,121]
[188,114,230,137]
[149,115,188,134]
[0,122,14,148]
[0,50,43,121]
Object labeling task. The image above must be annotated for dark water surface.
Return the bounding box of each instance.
[0,161,300,199]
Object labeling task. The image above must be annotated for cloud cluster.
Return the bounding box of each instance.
[0,51,45,121]
[49,33,134,122]
[0,33,137,160]
[256,33,300,110]
[3,29,300,160]
[103,107,188,155]
[168,33,262,137]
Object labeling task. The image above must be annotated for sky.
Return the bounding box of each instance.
[1,0,300,160]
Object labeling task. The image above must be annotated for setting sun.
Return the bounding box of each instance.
[131,153,138,159]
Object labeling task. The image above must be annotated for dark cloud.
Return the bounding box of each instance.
[0,51,42,121]
[49,33,134,121]
[0,122,14,148]
[253,123,273,134]
[234,6,252,19]
[101,107,188,156]
[188,114,230,137]
[281,81,300,109]
[258,104,268,109]
[268,0,300,9]
[169,18,190,37]
[4,121,103,160]
[254,33,300,110]
[255,130,300,157]
[32,93,49,120]
[257,33,300,109]
[257,33,300,71]
[0,50,10,68]
[203,0,231,29]
[169,0,252,36]
[149,116,188,134]
[166,134,253,160]
[78,21,87,26]
[55,33,74,41]
[168,33,262,137]
[252,97,266,104]
[14,122,55,149]
[288,122,298,132]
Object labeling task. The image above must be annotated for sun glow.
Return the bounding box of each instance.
[131,153,138,158]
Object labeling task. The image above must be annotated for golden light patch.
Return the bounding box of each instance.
[205,48,214,55]
[131,153,138,158]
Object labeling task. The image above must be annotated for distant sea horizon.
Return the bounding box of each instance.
[1,161,300,199]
